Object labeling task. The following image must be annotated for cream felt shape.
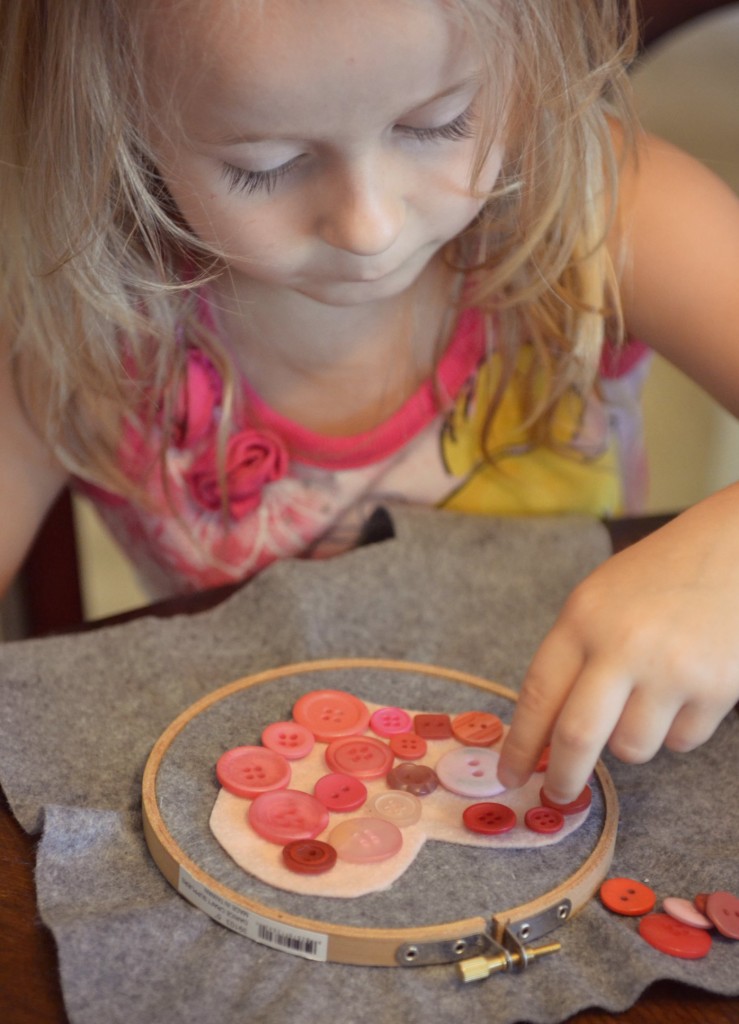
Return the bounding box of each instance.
[210,704,590,898]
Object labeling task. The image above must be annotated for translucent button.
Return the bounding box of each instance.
[292,689,370,742]
[368,790,422,828]
[248,789,329,845]
[329,817,403,863]
[216,745,291,799]
[386,762,439,796]
[435,746,505,798]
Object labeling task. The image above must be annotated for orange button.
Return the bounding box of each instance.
[451,711,504,746]
[600,877,656,917]
[638,913,712,959]
[292,689,370,742]
[389,732,428,760]
[325,735,394,779]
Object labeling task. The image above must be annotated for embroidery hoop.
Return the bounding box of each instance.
[142,658,618,970]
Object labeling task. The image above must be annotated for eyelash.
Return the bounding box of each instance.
[221,106,476,196]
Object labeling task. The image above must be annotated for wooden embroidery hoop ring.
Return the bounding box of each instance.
[142,657,618,969]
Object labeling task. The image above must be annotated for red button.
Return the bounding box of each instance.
[463,802,517,835]
[638,913,712,959]
[694,892,710,915]
[313,772,368,812]
[370,706,413,737]
[706,890,739,939]
[292,689,370,742]
[329,816,403,863]
[540,785,592,816]
[451,711,504,746]
[248,789,329,845]
[387,762,439,796]
[261,720,315,760]
[524,806,564,834]
[282,839,337,875]
[325,735,394,779]
[414,713,452,739]
[216,746,291,799]
[389,732,428,760]
[600,877,656,917]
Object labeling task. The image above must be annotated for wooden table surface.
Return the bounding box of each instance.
[1,515,737,1024]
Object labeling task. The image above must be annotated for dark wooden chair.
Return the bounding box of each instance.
[8,0,734,639]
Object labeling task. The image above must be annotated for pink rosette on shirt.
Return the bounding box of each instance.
[188,428,289,519]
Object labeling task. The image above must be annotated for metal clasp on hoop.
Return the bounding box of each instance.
[394,899,570,980]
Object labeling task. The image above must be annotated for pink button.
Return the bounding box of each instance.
[389,732,428,760]
[292,689,370,742]
[435,747,505,798]
[329,817,403,863]
[325,735,394,779]
[248,789,329,845]
[261,721,315,760]
[216,745,291,799]
[313,772,368,812]
[370,706,413,737]
[663,896,713,930]
[705,890,739,939]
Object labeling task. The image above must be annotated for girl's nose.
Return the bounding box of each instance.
[317,161,406,257]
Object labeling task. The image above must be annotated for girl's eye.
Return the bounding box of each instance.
[398,105,476,143]
[221,158,301,196]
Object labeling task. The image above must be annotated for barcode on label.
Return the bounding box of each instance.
[256,923,320,956]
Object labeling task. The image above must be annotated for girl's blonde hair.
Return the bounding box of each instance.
[0,0,638,493]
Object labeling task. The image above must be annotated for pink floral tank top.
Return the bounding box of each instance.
[75,299,650,597]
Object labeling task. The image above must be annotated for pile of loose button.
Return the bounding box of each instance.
[213,688,592,878]
[600,877,739,959]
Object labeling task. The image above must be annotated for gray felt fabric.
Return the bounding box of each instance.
[0,506,737,1024]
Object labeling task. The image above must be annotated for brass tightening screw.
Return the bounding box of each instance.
[457,940,562,983]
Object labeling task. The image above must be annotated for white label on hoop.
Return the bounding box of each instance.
[178,867,329,961]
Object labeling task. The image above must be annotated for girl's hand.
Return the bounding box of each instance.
[498,485,739,803]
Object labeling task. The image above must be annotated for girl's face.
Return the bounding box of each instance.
[150,0,503,308]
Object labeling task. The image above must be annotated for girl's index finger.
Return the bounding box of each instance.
[497,629,585,791]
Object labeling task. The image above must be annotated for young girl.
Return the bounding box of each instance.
[1,1,738,804]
